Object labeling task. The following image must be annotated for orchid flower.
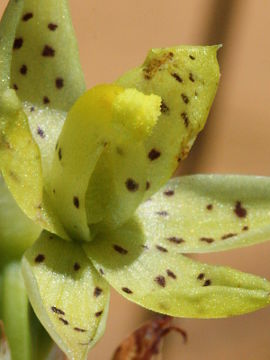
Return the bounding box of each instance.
[1,1,270,360]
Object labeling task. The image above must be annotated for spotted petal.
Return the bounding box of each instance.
[84,219,270,318]
[22,231,110,360]
[117,45,220,198]
[136,175,270,253]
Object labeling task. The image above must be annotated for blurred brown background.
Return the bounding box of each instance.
[1,0,270,359]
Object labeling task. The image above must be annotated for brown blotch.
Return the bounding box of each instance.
[52,188,56,194]
[30,106,35,112]
[51,306,65,316]
[13,84,18,90]
[155,275,166,288]
[94,287,103,297]
[189,73,195,82]
[242,225,249,231]
[122,287,133,294]
[200,237,214,244]
[171,72,183,83]
[148,148,161,161]
[58,147,62,160]
[20,64,27,75]
[203,279,211,287]
[13,38,23,49]
[234,201,247,218]
[55,77,64,89]
[221,233,237,240]
[160,100,169,113]
[95,311,103,317]
[43,96,50,104]
[156,245,168,253]
[35,254,45,263]
[125,178,139,192]
[181,93,189,104]
[42,45,55,57]
[143,52,174,80]
[164,190,174,196]
[113,244,128,255]
[189,55,195,60]
[48,23,58,31]
[167,236,185,244]
[146,181,150,190]
[206,204,213,210]
[74,327,87,333]
[22,12,33,21]
[197,273,205,280]
[181,112,189,127]
[99,268,105,275]
[166,269,177,279]
[73,196,80,209]
[156,211,168,216]
[59,318,69,325]
[37,127,45,138]
[73,262,81,271]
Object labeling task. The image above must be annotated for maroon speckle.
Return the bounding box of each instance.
[160,100,169,113]
[189,55,195,60]
[206,204,213,210]
[146,181,150,190]
[58,147,62,160]
[74,327,87,333]
[221,233,237,240]
[95,311,103,317]
[94,287,103,297]
[122,287,133,294]
[156,245,168,253]
[37,127,45,138]
[148,149,161,161]
[156,211,168,217]
[197,273,205,280]
[48,23,58,31]
[181,94,189,104]
[189,73,195,82]
[73,262,81,271]
[234,201,247,218]
[42,45,55,57]
[43,96,50,104]
[242,225,249,231]
[200,237,214,244]
[203,279,211,287]
[51,306,65,315]
[22,12,33,21]
[55,77,64,89]
[35,254,45,263]
[171,73,183,83]
[20,64,27,75]
[167,236,185,244]
[59,318,69,325]
[164,190,174,196]
[181,112,189,127]
[73,196,80,209]
[113,244,128,255]
[166,269,177,279]
[155,275,166,288]
[125,178,139,192]
[13,38,23,49]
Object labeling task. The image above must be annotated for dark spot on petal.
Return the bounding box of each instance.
[189,73,195,82]
[30,106,35,112]
[200,237,214,244]
[13,84,18,90]
[156,245,168,253]
[146,181,150,190]
[171,72,183,83]
[74,327,87,333]
[206,204,213,210]
[58,148,62,160]
[125,178,139,192]
[221,233,237,240]
[155,275,166,287]
[13,38,23,49]
[160,100,169,113]
[189,55,195,60]
[148,148,161,161]
[166,269,177,279]
[99,268,104,275]
[59,318,69,325]
[164,190,174,196]
[242,225,249,231]
[51,306,65,315]
[35,254,45,263]
[55,77,64,89]
[156,211,168,216]
[20,64,27,75]
[122,287,133,294]
[48,23,58,31]
[181,93,189,104]
[37,126,45,138]
[203,279,211,286]
[52,188,56,194]
[167,236,185,244]
[94,287,103,297]
[22,12,33,21]
[197,273,205,280]
[95,311,103,317]
[43,96,50,104]
[181,112,189,127]
[234,201,247,218]
[141,244,149,250]
[113,244,128,255]
[73,196,80,209]
[73,262,81,271]
[42,45,55,57]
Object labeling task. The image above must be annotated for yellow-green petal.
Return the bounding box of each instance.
[84,219,270,318]
[22,231,110,360]
[117,45,220,198]
[136,175,270,253]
